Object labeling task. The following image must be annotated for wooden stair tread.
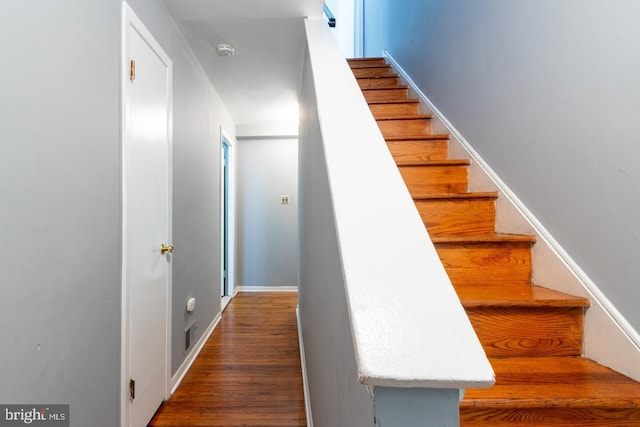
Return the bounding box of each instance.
[456,284,590,308]
[431,233,536,244]
[363,99,419,107]
[357,75,398,80]
[352,65,392,71]
[463,357,640,407]
[396,159,470,167]
[352,68,395,78]
[357,76,400,89]
[350,63,394,69]
[348,57,386,64]
[368,99,419,105]
[362,85,409,90]
[376,113,433,120]
[413,191,498,201]
[386,134,450,142]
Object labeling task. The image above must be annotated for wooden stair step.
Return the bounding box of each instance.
[351,65,394,78]
[397,160,469,194]
[347,57,387,68]
[461,357,640,426]
[368,99,420,105]
[369,97,415,104]
[368,99,420,118]
[362,86,409,102]
[432,233,535,285]
[357,75,400,88]
[385,134,450,142]
[377,114,434,137]
[396,159,469,167]
[413,192,498,236]
[431,233,536,244]
[387,138,450,162]
[457,284,588,357]
[456,283,590,308]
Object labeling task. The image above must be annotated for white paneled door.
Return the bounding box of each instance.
[122,3,172,427]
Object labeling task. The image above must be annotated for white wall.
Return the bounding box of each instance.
[299,39,375,426]
[0,1,121,425]
[236,137,299,288]
[364,0,640,336]
[325,0,357,57]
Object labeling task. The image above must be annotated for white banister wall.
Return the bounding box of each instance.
[298,17,495,426]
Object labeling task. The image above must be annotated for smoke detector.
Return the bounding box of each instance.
[217,43,235,57]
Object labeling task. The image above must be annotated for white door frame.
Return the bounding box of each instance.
[220,126,235,308]
[120,3,173,426]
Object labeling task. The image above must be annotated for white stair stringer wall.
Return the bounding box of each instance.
[383,51,640,382]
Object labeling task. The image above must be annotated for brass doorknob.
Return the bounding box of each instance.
[160,244,174,255]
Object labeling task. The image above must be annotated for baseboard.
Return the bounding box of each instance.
[234,285,299,293]
[171,311,222,394]
[296,307,313,427]
[221,295,232,312]
[382,50,640,380]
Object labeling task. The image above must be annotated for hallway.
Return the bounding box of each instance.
[149,292,307,426]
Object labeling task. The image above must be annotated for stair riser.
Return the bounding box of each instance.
[377,119,432,137]
[357,77,400,88]
[399,165,468,194]
[387,140,448,162]
[467,307,584,357]
[460,407,640,427]
[416,198,496,236]
[352,67,394,78]
[370,103,420,118]
[362,88,409,102]
[435,242,532,285]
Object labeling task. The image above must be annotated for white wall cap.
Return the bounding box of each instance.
[304,18,494,389]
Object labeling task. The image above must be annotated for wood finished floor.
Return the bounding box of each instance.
[149,292,307,427]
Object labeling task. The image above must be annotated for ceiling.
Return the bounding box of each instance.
[163,0,325,130]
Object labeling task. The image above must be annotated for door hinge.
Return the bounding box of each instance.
[130,60,136,81]
[129,378,135,400]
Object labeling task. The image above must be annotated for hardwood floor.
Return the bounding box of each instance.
[149,292,307,427]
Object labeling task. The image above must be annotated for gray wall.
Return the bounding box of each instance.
[236,137,298,287]
[0,1,122,426]
[374,388,459,427]
[299,42,375,427]
[121,0,235,374]
[365,0,640,334]
[0,2,234,426]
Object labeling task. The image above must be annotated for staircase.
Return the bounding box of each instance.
[348,57,640,426]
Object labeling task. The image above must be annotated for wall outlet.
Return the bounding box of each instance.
[281,195,290,204]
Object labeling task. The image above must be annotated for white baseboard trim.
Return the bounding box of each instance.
[221,295,232,312]
[171,311,222,394]
[297,307,313,427]
[235,285,299,293]
[382,50,640,379]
